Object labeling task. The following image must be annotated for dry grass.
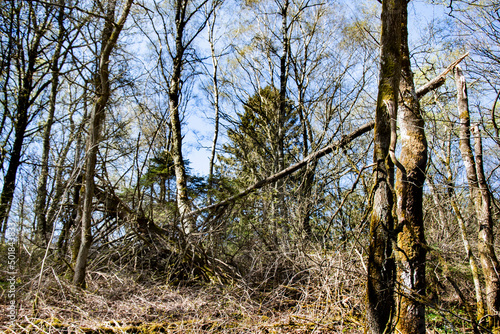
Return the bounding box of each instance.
[1,236,478,333]
[0,245,367,333]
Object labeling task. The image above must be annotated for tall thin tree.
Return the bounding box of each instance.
[34,0,67,245]
[73,0,134,288]
[455,64,500,328]
[157,0,213,234]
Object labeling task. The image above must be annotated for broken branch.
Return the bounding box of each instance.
[187,121,375,217]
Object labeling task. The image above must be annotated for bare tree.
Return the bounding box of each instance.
[207,2,223,194]
[73,0,134,288]
[34,0,69,245]
[0,1,57,241]
[148,0,214,235]
[454,64,500,328]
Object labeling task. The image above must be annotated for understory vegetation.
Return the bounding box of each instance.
[0,234,485,333]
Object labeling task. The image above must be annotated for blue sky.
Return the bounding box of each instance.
[183,0,449,176]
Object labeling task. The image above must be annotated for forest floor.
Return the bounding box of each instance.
[0,269,365,333]
[0,244,479,333]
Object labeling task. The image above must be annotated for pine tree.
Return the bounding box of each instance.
[222,85,300,184]
[219,85,301,249]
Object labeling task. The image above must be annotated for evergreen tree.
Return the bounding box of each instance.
[219,85,301,249]
[221,85,300,184]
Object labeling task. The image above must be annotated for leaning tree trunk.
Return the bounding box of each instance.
[393,4,428,334]
[73,0,133,288]
[366,0,402,333]
[455,65,500,328]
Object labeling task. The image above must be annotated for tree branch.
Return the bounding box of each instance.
[187,121,375,217]
[416,52,469,99]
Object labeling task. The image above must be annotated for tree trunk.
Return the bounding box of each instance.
[207,8,220,203]
[0,99,29,241]
[449,186,485,323]
[35,0,66,245]
[0,4,16,177]
[168,0,195,235]
[394,4,427,334]
[366,0,402,332]
[473,124,500,327]
[0,3,51,240]
[455,65,500,327]
[439,128,486,322]
[167,0,215,235]
[276,0,290,219]
[73,0,133,288]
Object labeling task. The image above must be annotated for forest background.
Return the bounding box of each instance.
[0,0,499,333]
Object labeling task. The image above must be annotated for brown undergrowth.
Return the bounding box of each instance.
[1,237,480,333]
[0,246,366,333]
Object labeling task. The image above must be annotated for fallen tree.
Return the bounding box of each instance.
[187,121,376,218]
[187,51,468,220]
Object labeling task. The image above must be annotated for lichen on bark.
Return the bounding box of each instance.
[366,1,402,333]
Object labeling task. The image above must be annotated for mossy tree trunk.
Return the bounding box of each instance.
[454,65,500,328]
[366,0,402,333]
[394,3,427,333]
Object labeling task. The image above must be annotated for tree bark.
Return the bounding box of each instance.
[73,0,133,288]
[455,65,500,328]
[394,4,427,333]
[366,0,402,333]
[35,0,66,245]
[169,1,193,234]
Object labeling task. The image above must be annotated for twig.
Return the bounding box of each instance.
[51,267,66,301]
